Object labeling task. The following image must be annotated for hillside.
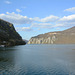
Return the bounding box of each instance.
[28,26,75,44]
[0,19,26,47]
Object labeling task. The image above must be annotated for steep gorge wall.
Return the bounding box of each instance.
[0,19,26,46]
[28,27,75,44]
[28,34,56,44]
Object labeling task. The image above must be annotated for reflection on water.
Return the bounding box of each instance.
[0,47,16,75]
[0,44,75,75]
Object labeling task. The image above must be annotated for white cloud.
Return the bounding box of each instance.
[41,15,59,22]
[16,27,33,31]
[5,1,11,4]
[16,9,21,13]
[33,15,59,22]
[31,14,75,29]
[54,22,75,28]
[59,14,75,22]
[0,12,33,25]
[54,14,75,28]
[22,27,33,31]
[31,23,53,29]
[0,12,75,30]
[21,6,26,9]
[32,23,52,26]
[64,7,75,12]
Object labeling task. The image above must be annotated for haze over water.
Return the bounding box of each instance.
[0,44,75,75]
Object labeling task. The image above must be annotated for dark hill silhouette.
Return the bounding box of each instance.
[0,19,26,47]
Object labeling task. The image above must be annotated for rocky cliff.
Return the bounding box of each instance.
[0,19,26,47]
[28,26,75,44]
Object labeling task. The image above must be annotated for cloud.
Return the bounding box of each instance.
[31,14,75,29]
[0,12,75,30]
[59,14,75,22]
[32,23,52,26]
[0,12,33,25]
[22,27,32,31]
[31,23,53,29]
[33,15,59,22]
[64,7,75,12]
[16,27,33,31]
[40,15,59,22]
[54,22,75,28]
[16,9,21,13]
[54,14,75,28]
[5,1,11,4]
[21,6,26,9]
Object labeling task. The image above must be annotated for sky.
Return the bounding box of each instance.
[0,0,75,40]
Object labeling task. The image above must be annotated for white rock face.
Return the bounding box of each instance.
[28,35,57,44]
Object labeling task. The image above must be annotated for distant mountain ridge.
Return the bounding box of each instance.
[0,19,26,47]
[28,26,75,44]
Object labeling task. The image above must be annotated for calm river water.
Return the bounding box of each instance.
[0,44,75,75]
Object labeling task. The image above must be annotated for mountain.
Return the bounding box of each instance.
[23,39,28,44]
[28,26,75,44]
[0,19,26,47]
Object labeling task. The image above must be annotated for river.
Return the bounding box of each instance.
[0,44,75,75]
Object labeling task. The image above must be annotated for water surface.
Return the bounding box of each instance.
[0,44,75,75]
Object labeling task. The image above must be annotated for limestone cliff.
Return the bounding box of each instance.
[0,19,26,47]
[28,26,75,44]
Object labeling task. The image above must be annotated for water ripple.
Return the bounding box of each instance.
[0,44,75,75]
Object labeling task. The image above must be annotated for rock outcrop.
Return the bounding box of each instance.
[28,26,75,44]
[0,19,26,47]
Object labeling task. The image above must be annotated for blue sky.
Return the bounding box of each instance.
[0,0,75,40]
